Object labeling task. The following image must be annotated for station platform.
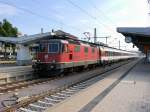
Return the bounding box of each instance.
[45,59,150,112]
[0,61,16,67]
[0,65,33,84]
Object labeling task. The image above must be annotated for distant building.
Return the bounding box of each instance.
[0,42,17,60]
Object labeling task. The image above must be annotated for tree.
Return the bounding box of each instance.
[0,19,18,59]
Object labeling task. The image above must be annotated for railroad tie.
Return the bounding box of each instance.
[38,100,54,106]
[45,97,61,102]
[19,107,37,112]
[56,93,70,97]
[29,104,47,110]
[61,90,74,94]
[51,95,65,99]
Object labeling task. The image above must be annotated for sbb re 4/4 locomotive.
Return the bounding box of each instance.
[32,30,138,77]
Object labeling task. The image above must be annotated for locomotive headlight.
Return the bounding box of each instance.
[50,65,54,68]
[37,60,41,62]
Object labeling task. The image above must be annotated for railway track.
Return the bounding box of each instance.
[0,78,58,95]
[0,59,136,95]
[0,59,140,112]
[0,66,94,95]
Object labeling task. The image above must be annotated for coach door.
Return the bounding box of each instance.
[69,52,73,60]
[99,46,101,63]
[84,47,88,60]
[69,45,73,60]
[147,50,150,62]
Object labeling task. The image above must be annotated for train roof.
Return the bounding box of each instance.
[51,39,136,54]
[39,30,138,54]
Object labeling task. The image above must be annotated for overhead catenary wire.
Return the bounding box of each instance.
[31,0,87,32]
[66,0,117,33]
[0,0,82,33]
[66,0,123,46]
[0,1,59,24]
[30,0,95,32]
[0,0,120,42]
[88,1,121,44]
[30,0,99,39]
[88,1,118,27]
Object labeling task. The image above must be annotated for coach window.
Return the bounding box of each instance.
[74,46,80,52]
[110,51,112,56]
[117,52,119,56]
[84,47,88,53]
[105,51,107,56]
[108,51,110,56]
[109,51,111,56]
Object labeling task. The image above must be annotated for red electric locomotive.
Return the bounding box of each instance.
[33,30,137,76]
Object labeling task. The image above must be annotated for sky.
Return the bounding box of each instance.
[0,0,149,51]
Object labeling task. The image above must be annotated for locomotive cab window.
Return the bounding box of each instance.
[48,43,59,53]
[62,44,69,53]
[39,44,46,52]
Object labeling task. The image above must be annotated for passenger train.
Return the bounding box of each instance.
[32,30,138,76]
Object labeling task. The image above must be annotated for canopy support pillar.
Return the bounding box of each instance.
[16,44,32,65]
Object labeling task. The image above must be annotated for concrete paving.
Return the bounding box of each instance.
[0,65,33,84]
[91,59,150,112]
[45,59,150,112]
[0,61,16,67]
[46,61,142,112]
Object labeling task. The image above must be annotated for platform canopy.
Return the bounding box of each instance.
[0,32,52,45]
[0,30,80,65]
[117,27,150,53]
